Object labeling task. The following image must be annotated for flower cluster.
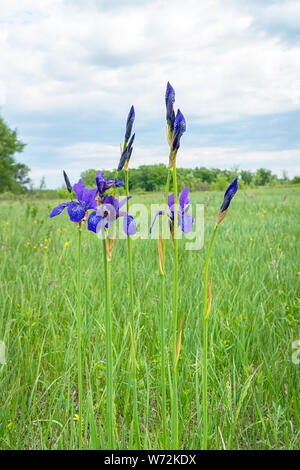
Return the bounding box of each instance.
[50,170,136,237]
[47,83,241,452]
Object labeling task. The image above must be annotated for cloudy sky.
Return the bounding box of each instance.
[1,0,300,188]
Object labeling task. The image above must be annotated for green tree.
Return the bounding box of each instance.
[80,169,98,187]
[240,170,253,186]
[212,174,229,191]
[254,168,276,186]
[194,166,221,183]
[0,115,29,192]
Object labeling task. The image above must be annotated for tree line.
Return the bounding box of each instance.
[0,115,30,193]
[1,113,299,196]
[80,165,300,194]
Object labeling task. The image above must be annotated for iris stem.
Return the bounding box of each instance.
[125,169,134,325]
[172,162,179,450]
[125,168,140,449]
[103,237,114,449]
[160,168,171,448]
[202,224,218,450]
[77,228,83,449]
[162,169,171,258]
[129,323,141,449]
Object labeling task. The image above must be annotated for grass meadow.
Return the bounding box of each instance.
[0,186,299,450]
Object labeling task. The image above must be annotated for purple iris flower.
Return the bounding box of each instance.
[49,179,97,223]
[149,187,194,234]
[96,171,124,197]
[125,105,135,142]
[88,195,136,236]
[172,109,186,151]
[217,178,238,224]
[118,133,135,171]
[166,82,175,129]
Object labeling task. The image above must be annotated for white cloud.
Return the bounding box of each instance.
[1,0,300,188]
[1,0,300,121]
[258,1,300,30]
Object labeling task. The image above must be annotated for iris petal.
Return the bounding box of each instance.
[179,211,194,233]
[96,171,106,194]
[168,193,175,210]
[119,196,131,209]
[73,179,85,202]
[166,82,175,123]
[172,109,186,151]
[102,196,119,220]
[149,210,164,234]
[123,213,137,236]
[84,188,97,210]
[67,201,86,223]
[73,179,97,209]
[49,202,69,218]
[179,187,190,210]
[88,211,103,233]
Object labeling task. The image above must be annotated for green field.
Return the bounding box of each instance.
[0,186,299,449]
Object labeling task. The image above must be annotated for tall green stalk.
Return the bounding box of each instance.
[77,228,83,449]
[171,162,179,450]
[202,224,218,450]
[129,322,140,449]
[103,238,114,449]
[159,168,171,448]
[125,169,134,325]
[162,169,172,258]
[125,166,140,449]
